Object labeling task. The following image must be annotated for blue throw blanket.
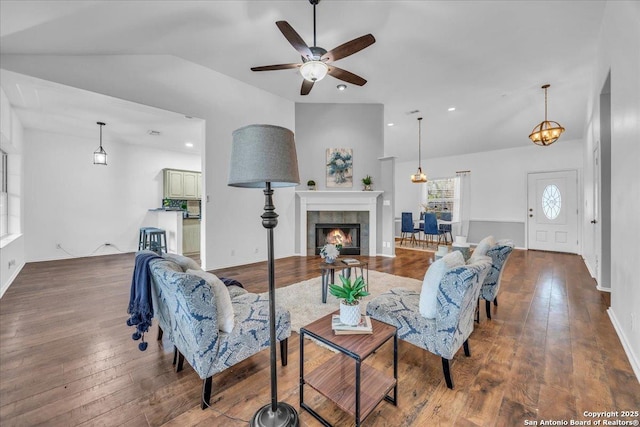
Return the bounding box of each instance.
[127,252,161,351]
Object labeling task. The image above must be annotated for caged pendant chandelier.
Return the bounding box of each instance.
[529,84,565,146]
[410,117,427,183]
[93,121,108,165]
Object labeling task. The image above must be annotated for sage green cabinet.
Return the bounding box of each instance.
[163,169,201,200]
[182,218,201,256]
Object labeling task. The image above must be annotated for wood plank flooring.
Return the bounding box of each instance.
[1,248,638,426]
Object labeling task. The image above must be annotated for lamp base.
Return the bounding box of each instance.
[250,402,299,427]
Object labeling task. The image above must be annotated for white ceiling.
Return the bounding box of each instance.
[0,0,607,161]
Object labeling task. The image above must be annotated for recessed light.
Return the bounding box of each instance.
[185,142,194,148]
[387,123,395,127]
[448,107,456,112]
[337,84,347,91]
[148,130,161,136]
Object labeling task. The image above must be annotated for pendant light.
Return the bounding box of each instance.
[93,122,107,165]
[410,117,427,183]
[529,84,565,146]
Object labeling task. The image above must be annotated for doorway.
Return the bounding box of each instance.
[527,170,579,253]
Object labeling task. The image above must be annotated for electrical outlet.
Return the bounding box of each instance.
[56,243,61,249]
[8,259,15,268]
[254,247,259,254]
[231,249,235,256]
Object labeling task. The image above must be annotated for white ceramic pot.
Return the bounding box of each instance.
[339,301,361,326]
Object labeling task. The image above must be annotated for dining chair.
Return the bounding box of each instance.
[439,211,453,244]
[400,212,418,246]
[423,213,445,246]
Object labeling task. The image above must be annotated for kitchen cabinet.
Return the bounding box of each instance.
[182,218,201,256]
[163,169,201,200]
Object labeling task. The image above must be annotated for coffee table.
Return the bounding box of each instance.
[318,258,369,303]
[300,311,397,426]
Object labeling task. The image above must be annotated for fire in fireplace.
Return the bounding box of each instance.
[315,223,361,255]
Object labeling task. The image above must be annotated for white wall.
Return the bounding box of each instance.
[24,129,200,262]
[295,103,384,190]
[0,54,296,270]
[395,139,584,246]
[0,88,25,296]
[584,0,640,379]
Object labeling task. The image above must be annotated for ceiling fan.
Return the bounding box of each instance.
[251,0,375,95]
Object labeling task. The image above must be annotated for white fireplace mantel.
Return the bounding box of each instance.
[297,191,383,256]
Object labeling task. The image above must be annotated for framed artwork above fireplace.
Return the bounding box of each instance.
[326,148,353,188]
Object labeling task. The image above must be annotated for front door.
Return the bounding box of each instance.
[527,170,579,253]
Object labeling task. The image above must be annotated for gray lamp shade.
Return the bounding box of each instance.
[228,124,300,188]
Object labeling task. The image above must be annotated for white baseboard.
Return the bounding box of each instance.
[596,285,611,293]
[376,253,396,258]
[0,261,25,299]
[607,308,640,383]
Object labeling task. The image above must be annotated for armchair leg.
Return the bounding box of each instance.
[280,338,288,366]
[475,298,480,323]
[201,376,213,410]
[463,339,471,357]
[494,297,498,306]
[486,300,492,320]
[442,358,454,389]
[176,350,185,372]
[157,326,163,341]
[172,346,177,365]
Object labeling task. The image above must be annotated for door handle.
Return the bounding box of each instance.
[591,219,597,224]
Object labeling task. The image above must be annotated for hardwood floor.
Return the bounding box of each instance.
[1,249,638,426]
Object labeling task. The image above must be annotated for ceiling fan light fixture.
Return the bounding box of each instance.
[300,60,328,82]
[529,84,565,146]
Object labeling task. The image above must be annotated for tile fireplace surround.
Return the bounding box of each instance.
[296,191,383,257]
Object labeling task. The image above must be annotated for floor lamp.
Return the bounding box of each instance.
[228,124,300,427]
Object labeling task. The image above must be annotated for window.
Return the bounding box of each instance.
[542,184,561,220]
[0,150,7,238]
[422,177,459,220]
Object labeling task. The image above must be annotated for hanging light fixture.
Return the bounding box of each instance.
[410,117,427,183]
[529,84,565,146]
[93,121,107,165]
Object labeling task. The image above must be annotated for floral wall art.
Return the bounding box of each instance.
[326,148,353,188]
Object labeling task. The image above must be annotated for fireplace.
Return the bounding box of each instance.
[315,223,361,255]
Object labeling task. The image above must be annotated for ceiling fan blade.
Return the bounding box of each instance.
[322,34,376,63]
[251,63,301,72]
[327,66,367,86]
[301,79,314,96]
[276,21,312,59]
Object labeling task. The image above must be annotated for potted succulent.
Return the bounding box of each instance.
[320,243,340,264]
[361,175,373,191]
[329,275,370,326]
[307,179,316,190]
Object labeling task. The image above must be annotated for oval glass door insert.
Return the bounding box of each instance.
[542,184,561,220]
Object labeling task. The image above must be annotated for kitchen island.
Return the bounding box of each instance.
[146,209,200,259]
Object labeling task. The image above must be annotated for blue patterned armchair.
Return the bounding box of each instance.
[148,257,291,409]
[478,240,514,320]
[366,257,491,389]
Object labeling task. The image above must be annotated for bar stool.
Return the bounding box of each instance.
[143,228,167,254]
[138,227,155,250]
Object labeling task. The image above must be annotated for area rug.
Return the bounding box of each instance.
[267,270,422,334]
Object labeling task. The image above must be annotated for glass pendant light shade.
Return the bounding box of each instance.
[411,117,427,183]
[299,60,328,82]
[93,122,107,165]
[411,167,427,183]
[529,84,565,146]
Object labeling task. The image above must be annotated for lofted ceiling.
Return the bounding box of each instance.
[0,0,606,161]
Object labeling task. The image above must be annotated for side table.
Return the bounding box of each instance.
[318,258,369,303]
[300,311,397,426]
